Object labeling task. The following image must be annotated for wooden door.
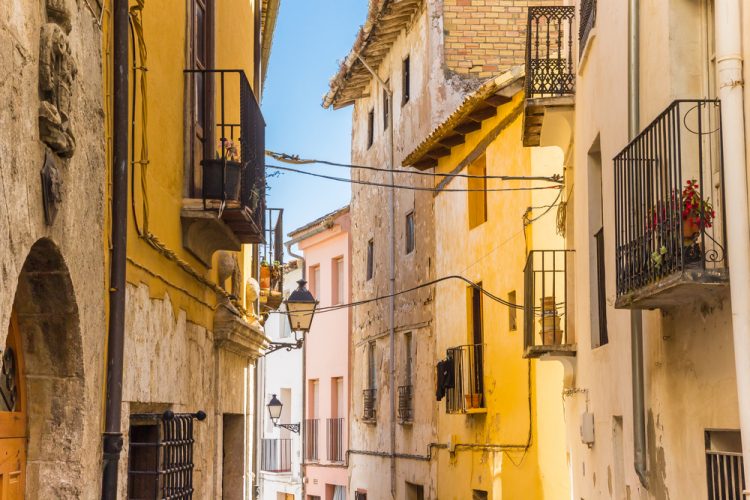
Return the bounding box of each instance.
[0,313,26,499]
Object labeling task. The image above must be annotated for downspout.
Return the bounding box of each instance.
[714,0,750,490]
[628,0,648,489]
[101,0,129,497]
[356,54,397,499]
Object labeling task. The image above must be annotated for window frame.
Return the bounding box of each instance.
[401,55,411,106]
[367,108,375,149]
[366,239,374,281]
[405,211,415,254]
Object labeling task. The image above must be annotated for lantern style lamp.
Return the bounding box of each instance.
[266,394,300,433]
[284,279,318,333]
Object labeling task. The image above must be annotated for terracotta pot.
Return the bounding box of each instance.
[464,393,482,409]
[538,296,562,345]
[683,218,700,245]
[260,265,271,290]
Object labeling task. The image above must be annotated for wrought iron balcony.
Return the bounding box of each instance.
[363,389,377,422]
[614,100,727,309]
[397,385,413,423]
[523,6,575,148]
[326,417,345,462]
[579,0,597,56]
[260,438,292,473]
[523,250,575,358]
[304,418,319,461]
[525,6,575,99]
[445,344,484,414]
[181,69,266,265]
[260,208,284,311]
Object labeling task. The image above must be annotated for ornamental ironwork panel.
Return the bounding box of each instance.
[260,438,292,473]
[397,385,413,423]
[614,100,726,299]
[362,389,376,422]
[525,6,575,98]
[127,410,206,499]
[445,345,484,414]
[304,418,319,461]
[326,417,345,462]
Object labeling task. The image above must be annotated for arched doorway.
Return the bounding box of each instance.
[0,313,26,498]
[1,238,86,499]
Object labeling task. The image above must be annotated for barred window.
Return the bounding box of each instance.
[127,410,206,499]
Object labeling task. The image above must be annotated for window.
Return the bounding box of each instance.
[404,332,413,385]
[472,490,488,500]
[364,342,377,421]
[367,109,374,148]
[468,154,487,228]
[588,137,608,347]
[406,483,424,500]
[366,239,374,281]
[332,257,345,305]
[355,492,367,500]
[705,430,744,499]
[402,56,411,105]
[190,0,214,197]
[310,264,321,303]
[508,290,517,331]
[405,211,415,254]
[127,412,203,498]
[469,283,484,398]
[367,342,377,391]
[383,84,390,131]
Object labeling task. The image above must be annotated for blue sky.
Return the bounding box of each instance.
[262,0,367,237]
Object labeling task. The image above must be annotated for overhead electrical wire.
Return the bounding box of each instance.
[266,150,563,184]
[267,164,562,193]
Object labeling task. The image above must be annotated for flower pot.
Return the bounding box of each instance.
[260,265,271,290]
[464,393,482,409]
[538,296,562,345]
[201,159,242,201]
[682,218,700,246]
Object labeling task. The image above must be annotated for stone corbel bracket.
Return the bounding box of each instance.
[213,304,268,361]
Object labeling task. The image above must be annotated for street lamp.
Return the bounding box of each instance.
[285,279,318,333]
[266,394,300,433]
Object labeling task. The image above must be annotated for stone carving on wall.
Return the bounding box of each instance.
[41,151,63,225]
[39,0,77,158]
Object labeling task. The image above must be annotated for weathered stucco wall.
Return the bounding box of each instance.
[0,0,105,498]
[568,0,741,498]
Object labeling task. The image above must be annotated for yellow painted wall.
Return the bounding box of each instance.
[432,91,570,499]
[103,0,262,330]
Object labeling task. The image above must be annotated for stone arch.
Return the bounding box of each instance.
[9,238,85,499]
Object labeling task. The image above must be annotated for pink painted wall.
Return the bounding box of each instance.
[298,210,351,499]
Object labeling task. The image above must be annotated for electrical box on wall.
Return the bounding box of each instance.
[580,412,595,447]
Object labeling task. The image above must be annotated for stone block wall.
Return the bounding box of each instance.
[443,0,560,79]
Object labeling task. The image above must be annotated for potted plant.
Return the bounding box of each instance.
[201,138,243,201]
[259,258,271,290]
[681,179,715,247]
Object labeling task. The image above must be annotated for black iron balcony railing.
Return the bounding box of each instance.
[260,438,292,473]
[706,450,745,499]
[579,0,596,56]
[614,100,726,308]
[363,389,377,422]
[523,250,574,358]
[326,417,345,462]
[397,385,413,423]
[446,344,484,414]
[304,419,319,461]
[184,68,266,244]
[260,208,284,311]
[525,6,575,98]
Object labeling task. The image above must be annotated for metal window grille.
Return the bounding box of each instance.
[127,410,206,499]
[183,69,266,243]
[260,438,292,473]
[304,419,319,461]
[397,385,413,423]
[594,229,608,345]
[706,430,745,500]
[445,345,484,414]
[614,100,726,303]
[523,250,573,356]
[579,0,596,56]
[525,6,575,98]
[326,417,345,462]
[363,389,377,422]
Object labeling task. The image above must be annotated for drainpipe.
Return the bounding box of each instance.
[714,0,750,490]
[356,54,397,499]
[101,0,129,498]
[628,0,648,489]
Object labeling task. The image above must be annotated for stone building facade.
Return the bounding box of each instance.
[0,1,106,498]
[324,1,562,498]
[0,0,279,498]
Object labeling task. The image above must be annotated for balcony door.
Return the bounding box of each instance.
[0,314,26,500]
[190,0,214,198]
